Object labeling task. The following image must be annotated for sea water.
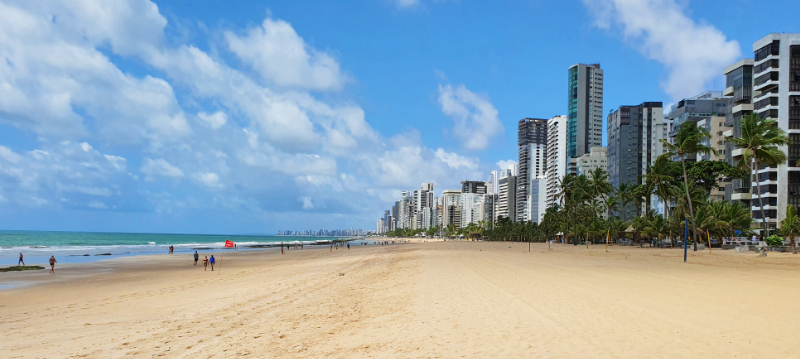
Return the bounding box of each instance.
[0,230,344,266]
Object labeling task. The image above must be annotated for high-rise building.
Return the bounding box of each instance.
[496,169,516,221]
[696,116,732,202]
[546,115,568,208]
[723,58,755,209]
[376,219,385,234]
[460,193,492,228]
[567,64,604,162]
[517,118,549,222]
[745,33,800,230]
[667,91,730,147]
[489,170,499,195]
[577,146,607,178]
[396,191,413,229]
[415,183,434,217]
[461,180,487,194]
[607,102,666,220]
[442,190,462,229]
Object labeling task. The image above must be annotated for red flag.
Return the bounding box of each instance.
[225,240,234,248]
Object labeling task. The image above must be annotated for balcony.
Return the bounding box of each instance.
[723,129,733,138]
[754,71,780,92]
[723,86,734,97]
[732,148,745,159]
[731,193,751,201]
[732,103,753,114]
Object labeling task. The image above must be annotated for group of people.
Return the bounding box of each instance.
[18,253,57,273]
[329,242,350,252]
[193,251,216,271]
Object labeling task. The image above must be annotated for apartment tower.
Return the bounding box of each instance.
[607,102,665,220]
[567,64,604,167]
[747,34,800,230]
[517,118,549,222]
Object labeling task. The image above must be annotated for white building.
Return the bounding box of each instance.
[577,146,607,178]
[527,176,548,224]
[376,218,385,234]
[489,170,499,195]
[496,169,516,221]
[442,190,462,229]
[748,33,800,229]
[546,115,568,209]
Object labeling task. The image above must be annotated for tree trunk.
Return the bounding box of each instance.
[792,236,797,254]
[753,157,770,239]
[680,158,700,251]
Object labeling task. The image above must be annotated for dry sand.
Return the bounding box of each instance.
[1,241,800,358]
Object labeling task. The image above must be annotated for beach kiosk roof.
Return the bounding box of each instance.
[624,225,634,233]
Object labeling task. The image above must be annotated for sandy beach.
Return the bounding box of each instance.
[2,241,800,358]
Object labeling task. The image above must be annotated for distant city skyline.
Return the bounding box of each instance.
[0,0,798,234]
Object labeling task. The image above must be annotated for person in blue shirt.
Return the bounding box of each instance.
[209,255,216,271]
[193,251,199,266]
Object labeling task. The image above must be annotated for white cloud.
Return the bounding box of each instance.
[437,83,504,150]
[141,158,184,178]
[0,1,189,142]
[197,111,228,130]
[582,0,740,100]
[224,18,346,91]
[435,148,478,170]
[299,196,314,210]
[0,141,128,207]
[496,159,517,171]
[393,0,419,8]
[57,183,112,196]
[0,146,22,163]
[193,172,222,188]
[364,131,483,189]
[88,201,108,209]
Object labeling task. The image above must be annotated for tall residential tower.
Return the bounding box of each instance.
[517,118,549,222]
[747,33,800,231]
[607,102,666,220]
[567,64,604,166]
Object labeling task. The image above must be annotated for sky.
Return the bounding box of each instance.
[0,0,798,234]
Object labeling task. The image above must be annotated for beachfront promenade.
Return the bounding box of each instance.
[1,240,799,358]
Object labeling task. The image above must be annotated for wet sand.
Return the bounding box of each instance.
[1,241,799,358]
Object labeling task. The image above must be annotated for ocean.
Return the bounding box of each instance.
[0,230,347,266]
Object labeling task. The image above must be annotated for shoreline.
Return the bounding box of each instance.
[0,237,368,267]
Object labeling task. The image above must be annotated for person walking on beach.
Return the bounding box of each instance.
[203,256,209,271]
[18,253,24,266]
[209,255,216,271]
[281,245,285,255]
[347,242,350,250]
[49,255,57,273]
[194,251,199,266]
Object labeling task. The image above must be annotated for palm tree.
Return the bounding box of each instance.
[645,213,668,248]
[604,195,619,218]
[726,113,790,238]
[660,122,716,250]
[780,205,800,254]
[557,174,578,245]
[617,183,636,221]
[643,155,676,220]
[589,168,613,199]
[673,182,708,250]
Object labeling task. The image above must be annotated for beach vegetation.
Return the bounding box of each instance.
[0,265,46,272]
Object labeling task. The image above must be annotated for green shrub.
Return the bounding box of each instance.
[765,235,784,247]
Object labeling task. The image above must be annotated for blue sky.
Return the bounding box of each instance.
[0,0,798,234]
